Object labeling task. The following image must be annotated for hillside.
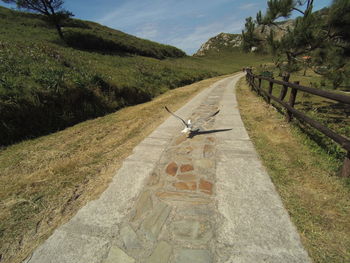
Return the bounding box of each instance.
[0,6,270,146]
[195,20,295,56]
[0,6,186,59]
[195,33,242,56]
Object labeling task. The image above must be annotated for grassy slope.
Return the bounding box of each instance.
[253,65,349,160]
[237,77,350,262]
[0,6,271,145]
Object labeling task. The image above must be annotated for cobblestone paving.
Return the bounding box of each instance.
[103,85,226,263]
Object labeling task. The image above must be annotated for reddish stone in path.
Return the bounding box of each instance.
[173,181,197,191]
[166,162,178,176]
[180,164,194,173]
[199,179,213,195]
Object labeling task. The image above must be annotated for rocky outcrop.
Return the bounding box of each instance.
[195,20,294,56]
[255,19,294,41]
[194,33,242,56]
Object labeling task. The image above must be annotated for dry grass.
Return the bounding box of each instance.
[236,77,350,262]
[0,74,234,263]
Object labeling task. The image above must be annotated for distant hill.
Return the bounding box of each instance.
[195,20,295,56]
[195,33,242,56]
[254,19,295,41]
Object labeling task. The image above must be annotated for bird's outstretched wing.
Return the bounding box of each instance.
[165,106,189,127]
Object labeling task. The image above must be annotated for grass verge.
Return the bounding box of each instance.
[236,77,350,262]
[0,74,234,263]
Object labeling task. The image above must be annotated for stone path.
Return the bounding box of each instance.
[25,74,311,263]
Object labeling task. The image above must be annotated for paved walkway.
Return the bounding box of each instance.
[25,74,311,263]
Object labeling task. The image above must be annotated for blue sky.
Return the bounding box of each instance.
[1,0,332,54]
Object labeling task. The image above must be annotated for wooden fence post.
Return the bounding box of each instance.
[267,78,274,104]
[286,81,299,122]
[341,152,350,177]
[257,78,262,96]
[247,69,252,87]
[279,73,290,101]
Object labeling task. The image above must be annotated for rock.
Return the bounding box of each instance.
[174,249,212,263]
[171,219,212,244]
[177,173,197,181]
[142,202,171,240]
[103,246,135,263]
[173,181,197,191]
[146,241,172,263]
[199,179,213,195]
[120,225,142,250]
[180,164,194,173]
[166,162,178,176]
[133,190,153,221]
[194,33,242,56]
[156,191,211,205]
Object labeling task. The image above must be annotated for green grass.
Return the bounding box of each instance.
[0,6,271,146]
[251,66,349,162]
[237,78,350,262]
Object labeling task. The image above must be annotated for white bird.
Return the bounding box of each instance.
[165,106,220,134]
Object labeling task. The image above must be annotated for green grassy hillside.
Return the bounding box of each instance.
[0,6,270,146]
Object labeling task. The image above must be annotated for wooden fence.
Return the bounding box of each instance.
[244,68,350,177]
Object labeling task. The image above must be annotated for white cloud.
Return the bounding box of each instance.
[97,0,167,27]
[239,3,257,10]
[135,23,159,39]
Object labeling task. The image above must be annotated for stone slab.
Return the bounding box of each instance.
[146,241,172,263]
[142,202,172,240]
[103,246,135,263]
[174,249,212,263]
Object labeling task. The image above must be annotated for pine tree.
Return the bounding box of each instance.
[241,17,261,52]
[246,0,349,88]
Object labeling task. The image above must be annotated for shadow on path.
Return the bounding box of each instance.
[188,128,232,138]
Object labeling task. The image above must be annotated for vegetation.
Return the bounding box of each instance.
[253,65,349,161]
[0,5,269,146]
[237,77,350,263]
[2,0,73,39]
[241,17,261,52]
[242,0,350,89]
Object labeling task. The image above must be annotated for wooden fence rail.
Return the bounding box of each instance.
[244,68,350,177]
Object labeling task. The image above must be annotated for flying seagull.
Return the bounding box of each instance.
[165,106,220,134]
